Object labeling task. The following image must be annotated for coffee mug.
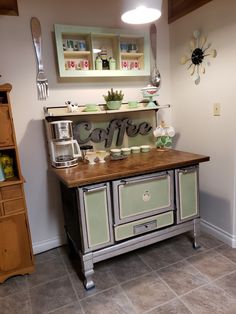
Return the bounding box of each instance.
[110,148,121,157]
[131,146,140,154]
[121,148,131,156]
[128,43,137,52]
[65,60,76,70]
[120,42,128,52]
[78,40,86,51]
[66,40,74,51]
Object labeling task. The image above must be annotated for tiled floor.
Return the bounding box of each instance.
[1,232,236,313]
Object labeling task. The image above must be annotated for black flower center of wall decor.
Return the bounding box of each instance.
[191,48,204,65]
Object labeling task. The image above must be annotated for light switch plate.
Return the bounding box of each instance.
[213,103,221,116]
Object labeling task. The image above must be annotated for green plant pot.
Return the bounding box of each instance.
[106,100,122,110]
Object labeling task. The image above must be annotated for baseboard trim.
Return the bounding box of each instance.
[32,234,66,255]
[32,220,236,254]
[201,219,236,248]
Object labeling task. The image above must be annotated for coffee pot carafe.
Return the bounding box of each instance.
[47,120,81,168]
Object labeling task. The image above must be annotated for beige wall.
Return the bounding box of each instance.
[0,0,171,252]
[170,0,236,245]
[3,0,233,252]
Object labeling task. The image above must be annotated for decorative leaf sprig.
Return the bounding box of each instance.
[103,88,124,102]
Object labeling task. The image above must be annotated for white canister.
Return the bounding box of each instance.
[95,56,103,70]
[109,57,116,70]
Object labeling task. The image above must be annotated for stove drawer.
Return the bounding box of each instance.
[113,171,174,224]
[114,211,174,241]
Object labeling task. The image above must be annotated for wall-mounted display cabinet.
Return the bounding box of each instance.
[54,24,150,77]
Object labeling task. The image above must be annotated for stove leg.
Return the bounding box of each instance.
[80,252,95,290]
[193,218,201,249]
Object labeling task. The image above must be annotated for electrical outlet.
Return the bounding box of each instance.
[213,103,221,116]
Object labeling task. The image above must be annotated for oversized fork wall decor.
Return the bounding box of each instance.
[30,17,49,100]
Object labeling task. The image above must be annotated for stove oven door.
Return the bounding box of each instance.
[112,171,174,225]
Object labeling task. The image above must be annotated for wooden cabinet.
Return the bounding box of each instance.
[54,24,150,78]
[0,84,34,283]
[0,214,33,273]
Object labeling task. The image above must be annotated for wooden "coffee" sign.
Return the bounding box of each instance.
[74,118,152,148]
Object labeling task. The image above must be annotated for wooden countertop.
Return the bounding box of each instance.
[51,149,210,188]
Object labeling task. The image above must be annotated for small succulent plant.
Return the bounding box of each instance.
[103,88,124,102]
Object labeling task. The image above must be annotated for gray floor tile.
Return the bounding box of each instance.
[181,283,236,313]
[80,286,136,314]
[0,291,31,314]
[30,275,77,314]
[121,272,175,313]
[34,248,61,264]
[186,249,236,280]
[217,244,236,263]
[137,241,184,270]
[215,270,236,298]
[28,257,67,287]
[0,275,28,298]
[49,301,83,314]
[170,234,206,258]
[70,268,118,299]
[157,260,208,296]
[106,252,151,283]
[146,298,192,314]
[198,232,224,249]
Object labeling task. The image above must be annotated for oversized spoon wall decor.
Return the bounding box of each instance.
[180,30,217,85]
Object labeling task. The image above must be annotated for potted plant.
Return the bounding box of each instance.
[103,88,124,110]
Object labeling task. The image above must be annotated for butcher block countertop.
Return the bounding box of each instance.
[51,149,210,188]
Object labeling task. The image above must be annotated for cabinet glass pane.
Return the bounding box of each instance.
[119,175,171,219]
[84,189,110,248]
[179,171,198,220]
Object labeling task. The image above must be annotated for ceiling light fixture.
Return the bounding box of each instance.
[121,0,162,25]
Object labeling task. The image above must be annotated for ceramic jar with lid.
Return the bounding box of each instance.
[109,57,116,70]
[95,56,103,70]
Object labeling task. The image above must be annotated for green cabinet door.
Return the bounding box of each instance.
[78,183,114,252]
[175,166,199,223]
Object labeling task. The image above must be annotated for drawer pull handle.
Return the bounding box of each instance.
[133,220,157,235]
[120,173,169,185]
[83,185,107,193]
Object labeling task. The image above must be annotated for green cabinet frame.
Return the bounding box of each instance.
[78,183,114,252]
[54,24,150,78]
[175,166,199,223]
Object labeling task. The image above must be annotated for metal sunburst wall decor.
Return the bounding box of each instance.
[180,30,217,85]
